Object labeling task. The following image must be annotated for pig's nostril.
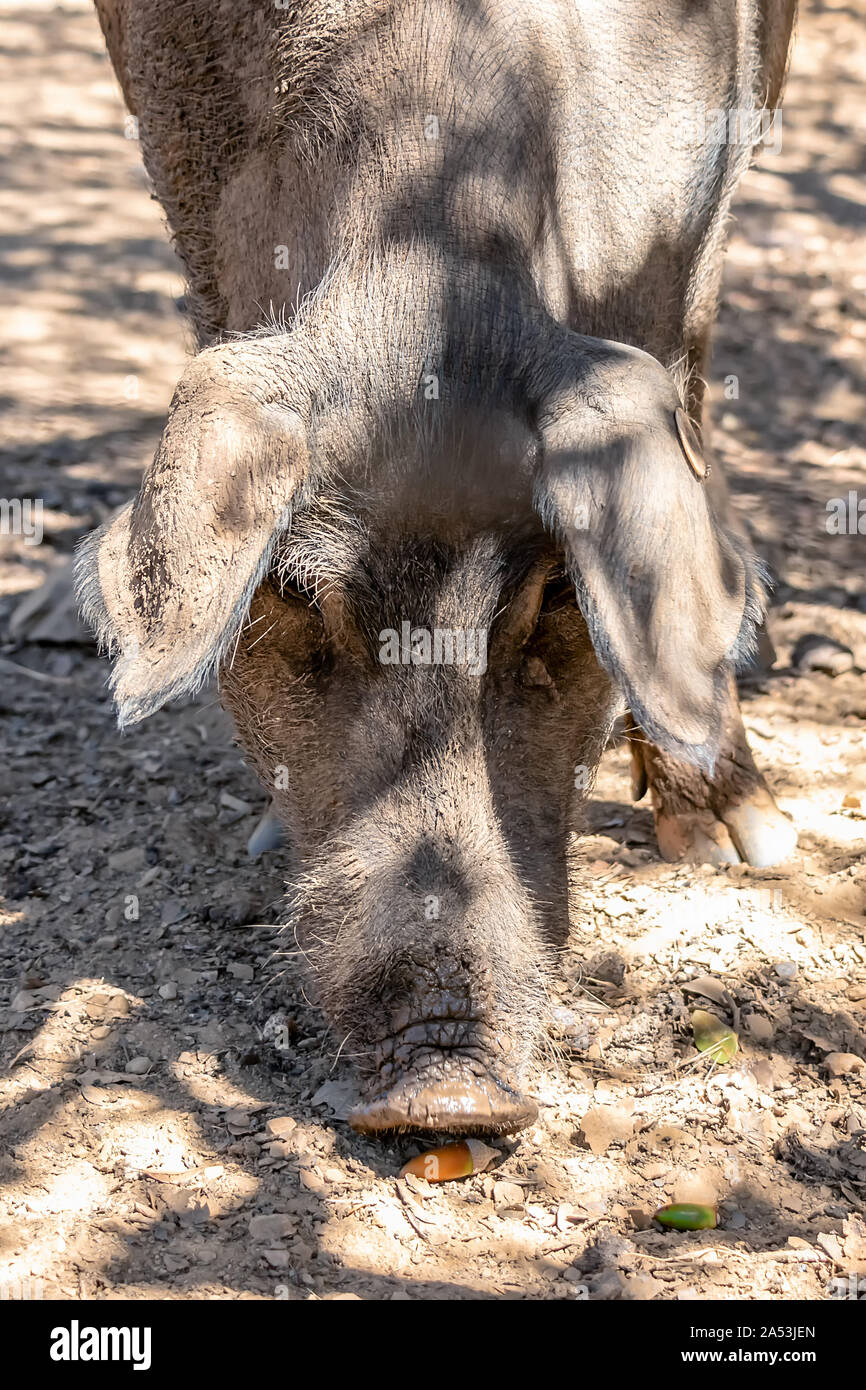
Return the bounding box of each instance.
[348,1071,538,1136]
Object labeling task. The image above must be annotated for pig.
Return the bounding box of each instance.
[78,0,798,1133]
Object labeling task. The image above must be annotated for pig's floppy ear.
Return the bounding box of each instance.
[76,341,310,727]
[532,337,763,771]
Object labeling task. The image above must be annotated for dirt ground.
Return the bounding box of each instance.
[1,0,864,1302]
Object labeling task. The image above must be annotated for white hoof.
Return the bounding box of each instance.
[247,808,284,858]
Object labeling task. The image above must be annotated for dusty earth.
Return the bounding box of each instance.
[1,0,865,1302]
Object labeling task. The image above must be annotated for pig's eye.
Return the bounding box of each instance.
[538,569,575,615]
[275,575,319,609]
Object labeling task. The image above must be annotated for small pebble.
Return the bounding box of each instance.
[793,636,855,677]
[773,960,798,981]
[125,1056,151,1075]
[249,1214,296,1242]
[108,847,147,872]
[228,963,254,982]
[824,1052,865,1077]
[493,1180,525,1213]
[266,1116,297,1140]
[10,990,38,1012]
[745,1013,774,1041]
[159,899,187,928]
[262,1249,290,1269]
[299,1167,327,1194]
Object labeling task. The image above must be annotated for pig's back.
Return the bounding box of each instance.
[96,0,768,362]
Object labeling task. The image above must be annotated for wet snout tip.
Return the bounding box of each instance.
[349,1074,538,1136]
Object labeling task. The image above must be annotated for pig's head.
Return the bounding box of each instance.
[77,301,762,1135]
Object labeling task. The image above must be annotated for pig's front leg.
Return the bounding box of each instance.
[628,674,796,868]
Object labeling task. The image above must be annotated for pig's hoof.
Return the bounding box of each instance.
[720,786,798,867]
[654,785,796,868]
[349,1071,538,1136]
[654,810,740,867]
[247,807,284,858]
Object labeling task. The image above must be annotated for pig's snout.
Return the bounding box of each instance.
[293,832,550,1138]
[349,1067,538,1134]
[348,1009,539,1135]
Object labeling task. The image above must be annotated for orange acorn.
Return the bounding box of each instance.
[399,1139,498,1183]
